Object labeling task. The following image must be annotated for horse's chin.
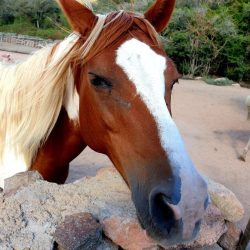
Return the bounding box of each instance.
[147,219,202,247]
[133,193,203,247]
[137,215,201,247]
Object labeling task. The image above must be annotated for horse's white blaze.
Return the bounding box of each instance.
[0,144,28,188]
[116,38,187,164]
[116,39,204,220]
[63,71,80,121]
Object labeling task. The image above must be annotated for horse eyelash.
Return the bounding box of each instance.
[88,72,113,88]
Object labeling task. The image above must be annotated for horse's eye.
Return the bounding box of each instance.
[89,72,112,89]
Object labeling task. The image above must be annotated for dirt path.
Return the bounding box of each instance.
[1,49,250,231]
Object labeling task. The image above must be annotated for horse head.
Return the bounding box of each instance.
[57,0,209,246]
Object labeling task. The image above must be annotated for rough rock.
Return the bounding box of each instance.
[214,77,229,82]
[232,83,241,87]
[102,217,157,249]
[97,239,119,250]
[0,167,134,250]
[237,219,250,250]
[194,244,223,250]
[204,176,244,222]
[218,222,242,250]
[188,205,226,248]
[246,95,250,107]
[165,205,226,250]
[0,168,233,250]
[0,191,3,203]
[54,213,102,250]
[0,186,3,202]
[103,204,226,250]
[4,170,43,195]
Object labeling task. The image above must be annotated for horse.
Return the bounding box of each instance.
[0,0,208,246]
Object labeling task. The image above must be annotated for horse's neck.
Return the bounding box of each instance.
[30,108,86,183]
[0,106,85,187]
[0,41,78,181]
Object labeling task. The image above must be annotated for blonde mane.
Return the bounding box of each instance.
[0,10,160,169]
[0,39,75,167]
[0,15,106,167]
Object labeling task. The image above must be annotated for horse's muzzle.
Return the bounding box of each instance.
[131,174,209,247]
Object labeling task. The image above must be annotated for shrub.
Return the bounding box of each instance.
[164,0,249,83]
[204,77,234,86]
[0,13,15,25]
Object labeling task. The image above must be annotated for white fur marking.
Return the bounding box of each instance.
[116,39,207,235]
[63,71,80,121]
[0,143,28,188]
[116,38,185,164]
[53,33,79,121]
[54,35,80,121]
[116,38,201,190]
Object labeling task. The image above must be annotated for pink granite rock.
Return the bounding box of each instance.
[103,217,157,250]
[218,221,242,250]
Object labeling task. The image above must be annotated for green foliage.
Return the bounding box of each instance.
[0,18,67,39]
[164,0,250,82]
[204,77,234,86]
[0,14,15,25]
[92,0,153,13]
[0,0,249,83]
[0,0,60,28]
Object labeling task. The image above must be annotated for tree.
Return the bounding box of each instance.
[7,0,59,28]
[0,0,15,25]
[164,0,249,82]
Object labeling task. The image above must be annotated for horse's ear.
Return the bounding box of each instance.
[144,0,176,33]
[56,0,97,36]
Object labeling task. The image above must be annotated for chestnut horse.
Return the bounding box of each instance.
[0,0,208,246]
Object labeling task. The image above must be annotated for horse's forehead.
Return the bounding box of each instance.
[116,38,166,95]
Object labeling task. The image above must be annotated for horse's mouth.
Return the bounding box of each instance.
[136,210,202,247]
[130,181,207,247]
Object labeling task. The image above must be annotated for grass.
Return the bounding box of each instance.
[203,77,234,86]
[0,19,68,40]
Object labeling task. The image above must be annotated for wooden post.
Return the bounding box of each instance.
[131,0,134,12]
[239,137,250,162]
[237,218,250,250]
[246,96,250,120]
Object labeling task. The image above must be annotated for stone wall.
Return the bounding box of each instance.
[0,32,54,48]
[0,168,245,250]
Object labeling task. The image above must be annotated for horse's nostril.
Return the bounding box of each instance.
[162,195,182,220]
[149,192,181,233]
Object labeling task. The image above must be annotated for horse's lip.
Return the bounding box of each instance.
[156,220,201,248]
[136,209,202,247]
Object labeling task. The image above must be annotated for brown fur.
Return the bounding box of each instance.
[0,0,178,183]
[30,10,179,183]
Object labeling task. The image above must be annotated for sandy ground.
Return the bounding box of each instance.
[1,48,250,232]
